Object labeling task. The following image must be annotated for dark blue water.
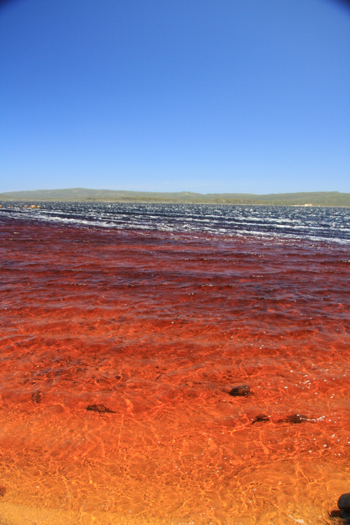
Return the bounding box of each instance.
[1,201,350,244]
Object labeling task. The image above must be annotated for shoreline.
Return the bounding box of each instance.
[1,189,350,207]
[1,199,350,208]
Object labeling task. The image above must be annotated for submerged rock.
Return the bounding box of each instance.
[278,414,308,424]
[252,413,270,424]
[86,404,115,413]
[229,385,251,397]
[31,391,42,404]
[0,487,6,497]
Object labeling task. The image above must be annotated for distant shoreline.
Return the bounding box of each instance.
[1,188,350,207]
[2,201,350,209]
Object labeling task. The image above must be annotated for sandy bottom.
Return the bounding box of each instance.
[0,221,349,524]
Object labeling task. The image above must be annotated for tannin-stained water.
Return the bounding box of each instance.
[0,219,349,525]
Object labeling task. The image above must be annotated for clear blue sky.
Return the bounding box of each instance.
[1,0,349,194]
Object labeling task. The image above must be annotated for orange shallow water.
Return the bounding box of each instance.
[0,220,349,525]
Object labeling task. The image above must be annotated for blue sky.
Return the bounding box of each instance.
[1,0,349,194]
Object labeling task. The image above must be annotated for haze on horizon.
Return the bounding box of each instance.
[0,0,349,195]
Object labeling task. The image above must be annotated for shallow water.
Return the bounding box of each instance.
[0,208,349,524]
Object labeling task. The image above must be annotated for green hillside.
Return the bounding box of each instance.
[0,188,350,206]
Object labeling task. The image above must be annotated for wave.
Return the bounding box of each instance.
[0,201,349,244]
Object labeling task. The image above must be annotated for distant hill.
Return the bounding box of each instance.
[1,188,350,206]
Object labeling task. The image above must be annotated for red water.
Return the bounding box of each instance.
[0,220,349,525]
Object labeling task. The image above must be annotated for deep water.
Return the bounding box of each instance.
[1,201,350,244]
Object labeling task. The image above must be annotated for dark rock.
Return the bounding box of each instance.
[31,391,42,404]
[86,404,115,413]
[338,493,350,519]
[0,487,6,497]
[252,414,270,424]
[338,493,350,512]
[229,385,251,397]
[278,414,308,424]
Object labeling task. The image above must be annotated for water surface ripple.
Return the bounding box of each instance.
[1,201,349,243]
[0,208,349,524]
